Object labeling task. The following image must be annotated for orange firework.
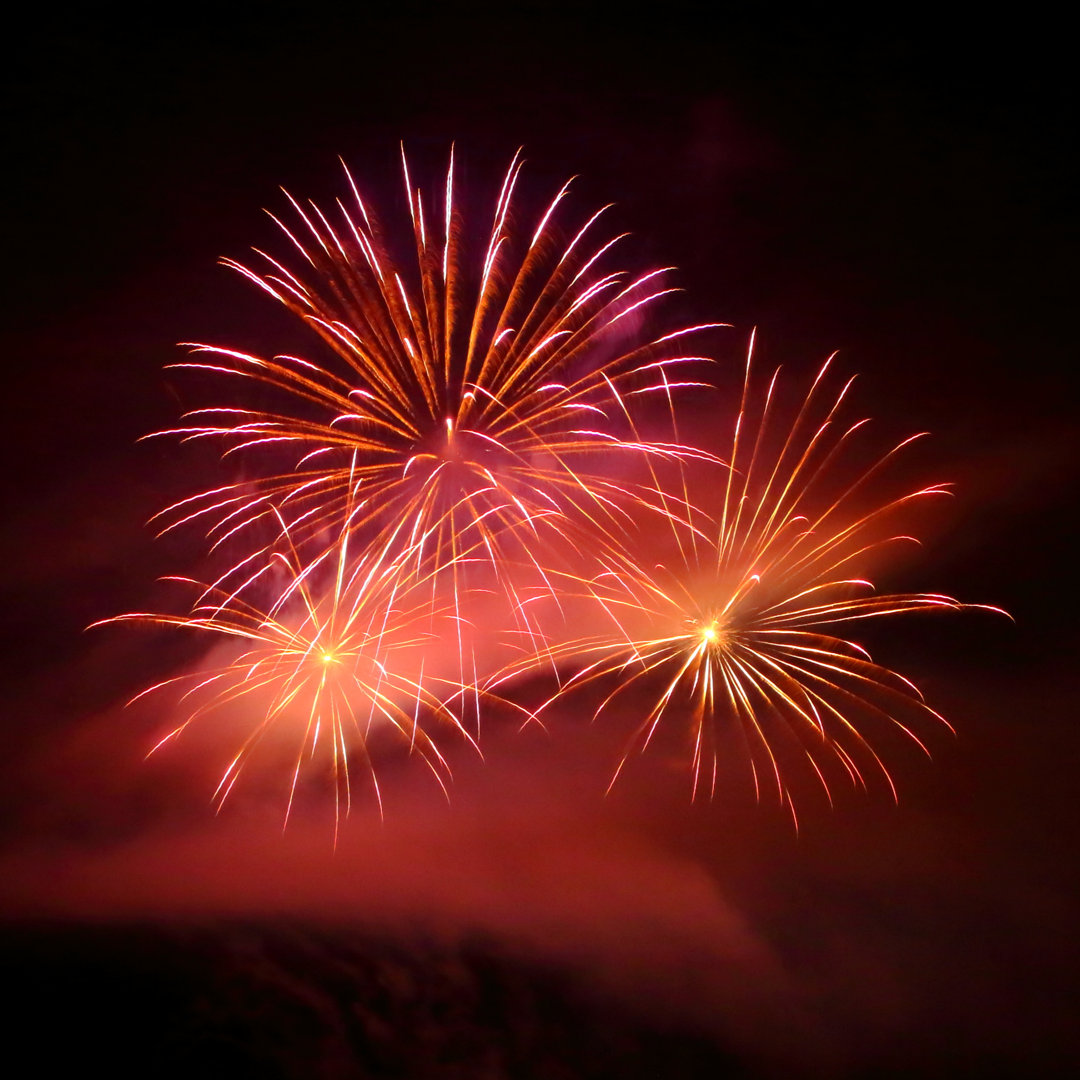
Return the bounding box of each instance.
[499,336,1005,820]
[99,147,1002,829]
[153,147,718,616]
[100,507,478,838]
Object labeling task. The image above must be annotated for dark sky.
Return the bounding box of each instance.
[1,8,1077,1076]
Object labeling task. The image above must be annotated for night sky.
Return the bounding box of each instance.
[1,9,1076,1077]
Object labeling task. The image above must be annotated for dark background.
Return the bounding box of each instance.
[0,7,1076,1077]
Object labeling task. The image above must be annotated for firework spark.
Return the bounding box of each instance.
[498,336,1005,821]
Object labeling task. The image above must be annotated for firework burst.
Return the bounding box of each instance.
[99,506,479,839]
[499,335,1005,820]
[153,147,717,618]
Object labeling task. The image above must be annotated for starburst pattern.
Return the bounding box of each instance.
[153,147,716,610]
[498,337,1004,821]
[101,506,477,838]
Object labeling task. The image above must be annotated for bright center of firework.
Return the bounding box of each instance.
[319,650,339,666]
[691,615,727,648]
[410,416,513,486]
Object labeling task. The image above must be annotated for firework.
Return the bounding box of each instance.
[498,336,1004,820]
[153,147,718,619]
[102,146,999,828]
[99,507,479,838]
